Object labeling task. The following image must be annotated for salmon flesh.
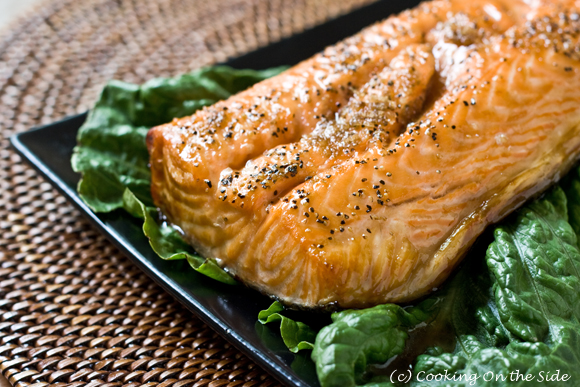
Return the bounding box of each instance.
[148,0,580,308]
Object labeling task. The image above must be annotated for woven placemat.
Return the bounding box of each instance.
[0,0,377,386]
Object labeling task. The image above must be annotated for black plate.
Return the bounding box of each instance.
[11,1,421,385]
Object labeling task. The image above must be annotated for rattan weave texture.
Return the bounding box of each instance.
[0,0,377,385]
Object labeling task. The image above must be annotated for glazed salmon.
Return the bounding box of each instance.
[221,44,436,212]
[147,0,580,308]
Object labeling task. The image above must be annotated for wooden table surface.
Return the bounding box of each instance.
[0,6,33,385]
[0,0,42,30]
[0,0,37,381]
[1,3,49,387]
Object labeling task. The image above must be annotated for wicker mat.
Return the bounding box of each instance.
[0,0,377,386]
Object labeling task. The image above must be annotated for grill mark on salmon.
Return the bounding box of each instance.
[148,0,580,308]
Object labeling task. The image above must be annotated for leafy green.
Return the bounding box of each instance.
[488,187,580,342]
[311,299,439,387]
[72,66,286,283]
[258,301,317,353]
[412,186,580,386]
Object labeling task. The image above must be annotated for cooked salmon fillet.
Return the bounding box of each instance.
[148,0,580,308]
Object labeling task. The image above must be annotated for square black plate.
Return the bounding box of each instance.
[11,1,421,386]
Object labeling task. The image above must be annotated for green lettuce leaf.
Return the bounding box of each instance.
[413,186,580,386]
[311,299,439,387]
[72,65,286,283]
[258,301,316,353]
[488,187,580,343]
